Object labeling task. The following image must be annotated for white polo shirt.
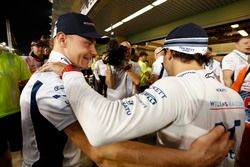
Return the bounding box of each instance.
[63,69,245,167]
[222,50,248,81]
[20,51,81,167]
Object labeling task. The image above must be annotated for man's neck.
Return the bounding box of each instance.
[172,60,203,76]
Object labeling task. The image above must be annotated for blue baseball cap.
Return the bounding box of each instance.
[55,12,110,44]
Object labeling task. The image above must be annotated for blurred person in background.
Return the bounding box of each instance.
[93,53,107,97]
[204,47,221,81]
[150,47,168,83]
[105,40,141,100]
[138,51,151,92]
[22,40,47,74]
[0,49,31,167]
[221,36,250,87]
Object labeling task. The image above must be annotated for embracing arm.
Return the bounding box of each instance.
[65,124,233,167]
[63,71,178,146]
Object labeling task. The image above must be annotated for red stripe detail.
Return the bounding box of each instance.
[210,107,245,110]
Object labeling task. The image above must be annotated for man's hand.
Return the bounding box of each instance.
[189,125,234,167]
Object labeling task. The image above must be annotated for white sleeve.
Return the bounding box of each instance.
[222,54,235,71]
[63,72,179,147]
[93,61,100,80]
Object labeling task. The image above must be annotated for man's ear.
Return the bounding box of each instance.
[57,32,67,48]
[166,49,173,61]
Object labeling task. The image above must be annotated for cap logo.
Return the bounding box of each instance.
[83,22,95,27]
[179,46,195,53]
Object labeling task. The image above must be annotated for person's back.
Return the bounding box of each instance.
[156,69,244,166]
[20,52,81,167]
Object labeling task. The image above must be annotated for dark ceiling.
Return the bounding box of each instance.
[0,0,52,55]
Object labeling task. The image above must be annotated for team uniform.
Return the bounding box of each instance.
[107,60,140,100]
[20,51,81,167]
[62,69,245,167]
[222,50,248,82]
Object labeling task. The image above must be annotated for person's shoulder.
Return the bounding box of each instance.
[153,76,183,90]
[33,72,63,86]
[224,51,239,58]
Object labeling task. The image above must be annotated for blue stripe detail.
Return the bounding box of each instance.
[30,80,67,167]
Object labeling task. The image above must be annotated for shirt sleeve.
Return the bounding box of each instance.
[222,54,235,71]
[63,72,181,147]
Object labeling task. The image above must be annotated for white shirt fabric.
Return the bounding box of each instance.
[107,60,140,100]
[20,51,81,167]
[63,69,245,167]
[222,50,248,81]
[93,59,106,81]
[152,56,168,78]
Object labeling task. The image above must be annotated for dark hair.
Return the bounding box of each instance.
[107,38,119,52]
[104,38,127,66]
[234,36,250,43]
[139,51,148,57]
[170,50,211,66]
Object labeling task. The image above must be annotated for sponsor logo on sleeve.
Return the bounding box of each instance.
[142,91,157,105]
[152,86,167,99]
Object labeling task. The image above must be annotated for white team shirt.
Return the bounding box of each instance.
[152,56,168,78]
[222,50,248,81]
[63,69,244,167]
[20,51,81,167]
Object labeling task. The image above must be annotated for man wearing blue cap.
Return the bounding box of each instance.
[40,22,244,166]
[20,12,109,167]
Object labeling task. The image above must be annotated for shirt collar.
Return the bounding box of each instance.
[48,50,72,65]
